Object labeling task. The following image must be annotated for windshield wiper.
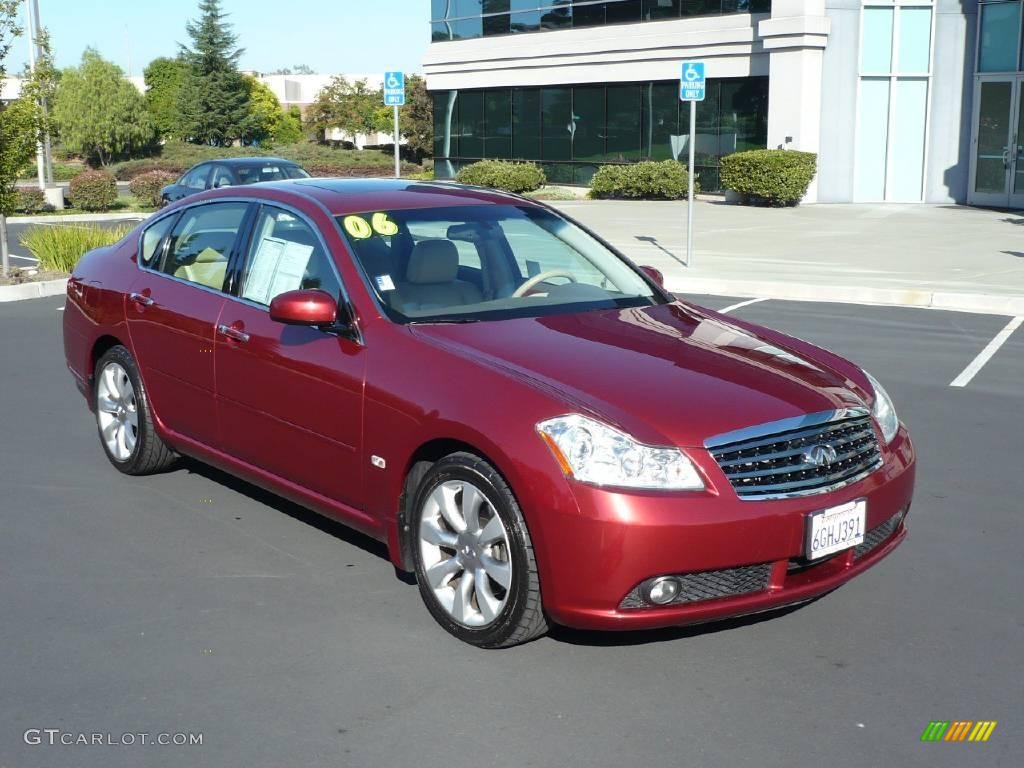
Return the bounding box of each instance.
[409,317,481,325]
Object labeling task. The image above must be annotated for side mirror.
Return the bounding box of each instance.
[638,265,665,288]
[269,289,339,327]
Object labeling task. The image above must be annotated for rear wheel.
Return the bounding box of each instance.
[411,452,548,648]
[94,345,175,475]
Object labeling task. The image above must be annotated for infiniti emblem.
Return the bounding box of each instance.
[804,443,839,468]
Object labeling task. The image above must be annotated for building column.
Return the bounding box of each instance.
[758,0,830,202]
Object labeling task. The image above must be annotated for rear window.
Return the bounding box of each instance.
[235,164,309,185]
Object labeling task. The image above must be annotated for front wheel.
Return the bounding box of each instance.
[412,452,548,648]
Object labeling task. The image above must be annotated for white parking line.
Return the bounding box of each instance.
[718,297,769,314]
[950,316,1023,388]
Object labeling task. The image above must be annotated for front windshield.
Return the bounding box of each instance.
[337,205,661,323]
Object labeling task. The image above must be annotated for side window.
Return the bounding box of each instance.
[182,165,211,189]
[159,202,249,291]
[209,166,234,189]
[239,206,341,306]
[138,214,176,268]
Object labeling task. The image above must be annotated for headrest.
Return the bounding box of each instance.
[407,240,459,284]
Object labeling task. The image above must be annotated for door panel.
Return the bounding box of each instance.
[971,78,1023,208]
[1012,82,1024,205]
[126,274,225,446]
[215,204,366,511]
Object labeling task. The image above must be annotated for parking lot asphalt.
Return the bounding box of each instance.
[1,295,1021,768]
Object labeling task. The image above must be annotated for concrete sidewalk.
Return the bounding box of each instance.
[552,200,1024,315]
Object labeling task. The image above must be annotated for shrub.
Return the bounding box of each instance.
[589,160,694,200]
[456,160,546,193]
[112,159,187,181]
[69,170,118,211]
[13,189,55,214]
[19,223,133,273]
[129,171,177,207]
[719,149,817,206]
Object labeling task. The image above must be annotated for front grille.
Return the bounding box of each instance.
[620,563,772,609]
[706,409,882,500]
[854,512,902,559]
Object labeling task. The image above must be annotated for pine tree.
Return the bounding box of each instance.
[177,0,253,146]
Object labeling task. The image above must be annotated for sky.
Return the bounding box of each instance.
[5,0,430,76]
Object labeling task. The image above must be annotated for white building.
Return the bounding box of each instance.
[423,0,1023,208]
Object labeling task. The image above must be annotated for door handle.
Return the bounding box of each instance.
[128,292,154,307]
[216,323,250,343]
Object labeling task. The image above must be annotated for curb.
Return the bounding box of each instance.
[665,276,1024,317]
[0,278,68,303]
[6,212,151,224]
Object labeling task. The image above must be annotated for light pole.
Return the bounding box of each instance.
[25,0,53,189]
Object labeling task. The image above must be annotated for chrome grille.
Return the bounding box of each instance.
[620,564,772,609]
[706,409,882,500]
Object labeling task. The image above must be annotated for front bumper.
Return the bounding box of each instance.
[537,426,916,631]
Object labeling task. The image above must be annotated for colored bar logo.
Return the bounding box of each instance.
[921,721,997,742]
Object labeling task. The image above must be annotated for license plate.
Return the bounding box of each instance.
[806,500,866,560]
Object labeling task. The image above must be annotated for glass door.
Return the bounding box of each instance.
[970,77,1024,207]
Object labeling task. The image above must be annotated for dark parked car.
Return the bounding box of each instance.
[63,179,915,648]
[160,157,310,205]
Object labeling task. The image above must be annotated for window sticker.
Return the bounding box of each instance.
[375,274,396,292]
[371,212,399,236]
[242,236,314,304]
[343,215,373,239]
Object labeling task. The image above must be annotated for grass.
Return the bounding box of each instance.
[18,223,134,273]
[12,195,157,218]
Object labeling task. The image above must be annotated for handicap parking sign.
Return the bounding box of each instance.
[384,71,405,106]
[680,62,706,102]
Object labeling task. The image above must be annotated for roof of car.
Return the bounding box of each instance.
[200,157,300,167]
[233,178,538,216]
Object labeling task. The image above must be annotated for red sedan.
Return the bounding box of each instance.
[63,179,915,648]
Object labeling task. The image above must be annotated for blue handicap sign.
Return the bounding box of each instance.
[384,71,406,106]
[680,61,706,102]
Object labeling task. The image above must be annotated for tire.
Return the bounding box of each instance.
[94,345,176,475]
[411,452,548,648]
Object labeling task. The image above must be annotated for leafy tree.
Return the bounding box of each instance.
[144,56,188,139]
[267,64,314,76]
[305,76,383,143]
[243,76,302,145]
[0,1,32,275]
[399,74,433,160]
[177,0,253,146]
[52,49,157,166]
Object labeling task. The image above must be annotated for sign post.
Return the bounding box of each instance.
[383,71,406,179]
[680,61,705,267]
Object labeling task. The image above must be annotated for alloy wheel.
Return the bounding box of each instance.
[418,480,513,628]
[96,362,139,462]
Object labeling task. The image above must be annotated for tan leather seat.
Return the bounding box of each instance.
[396,240,482,311]
[175,247,228,290]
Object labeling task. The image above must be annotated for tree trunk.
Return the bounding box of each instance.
[0,213,10,278]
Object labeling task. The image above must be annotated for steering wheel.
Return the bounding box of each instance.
[512,270,578,298]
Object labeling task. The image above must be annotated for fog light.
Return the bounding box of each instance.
[644,576,681,606]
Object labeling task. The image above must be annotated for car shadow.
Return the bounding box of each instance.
[178,457,393,567]
[546,600,816,647]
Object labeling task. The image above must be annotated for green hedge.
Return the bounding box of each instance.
[719,149,817,206]
[455,160,546,193]
[129,171,178,208]
[588,161,695,200]
[13,189,55,214]
[19,223,132,273]
[69,170,118,211]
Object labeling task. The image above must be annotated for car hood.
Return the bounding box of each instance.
[410,302,871,448]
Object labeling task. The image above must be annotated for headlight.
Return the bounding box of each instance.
[865,372,899,444]
[537,414,704,491]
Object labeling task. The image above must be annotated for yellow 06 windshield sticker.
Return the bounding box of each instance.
[343,215,373,240]
[371,212,399,236]
[343,213,399,239]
